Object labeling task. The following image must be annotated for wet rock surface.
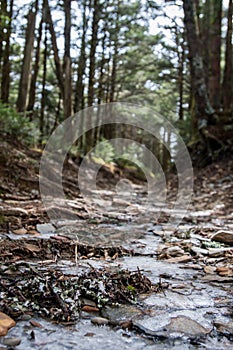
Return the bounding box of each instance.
[0,158,233,349]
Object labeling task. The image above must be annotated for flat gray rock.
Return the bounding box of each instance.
[167,316,211,336]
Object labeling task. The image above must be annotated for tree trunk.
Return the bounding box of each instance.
[85,0,100,154]
[208,0,222,110]
[63,0,72,118]
[27,18,43,116]
[44,0,64,106]
[40,25,48,143]
[74,0,88,113]
[222,0,232,113]
[17,2,38,113]
[1,0,13,104]
[0,0,7,84]
[87,0,100,107]
[199,0,210,86]
[183,0,215,130]
[109,0,120,103]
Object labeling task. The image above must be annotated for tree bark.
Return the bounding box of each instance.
[109,0,120,103]
[208,0,222,110]
[17,2,38,112]
[222,0,232,113]
[40,25,48,143]
[27,18,43,116]
[1,0,13,104]
[44,0,64,105]
[183,0,215,130]
[74,0,88,113]
[87,0,100,107]
[63,0,72,118]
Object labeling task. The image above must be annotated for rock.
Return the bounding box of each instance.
[20,314,32,321]
[3,337,21,346]
[167,316,211,336]
[1,207,28,216]
[191,247,209,256]
[27,230,40,236]
[166,246,185,257]
[13,228,28,235]
[167,255,192,263]
[36,223,55,234]
[82,306,99,312]
[214,321,233,334]
[0,312,16,336]
[216,266,233,276]
[119,320,133,330]
[81,298,97,308]
[101,305,142,326]
[202,275,233,283]
[204,266,216,274]
[208,247,233,257]
[134,307,213,339]
[30,320,43,328]
[91,317,109,326]
[211,230,233,245]
[112,198,131,207]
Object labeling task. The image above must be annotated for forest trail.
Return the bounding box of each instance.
[0,140,233,349]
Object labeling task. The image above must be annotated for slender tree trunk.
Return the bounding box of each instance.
[85,0,100,154]
[40,25,48,143]
[0,0,7,83]
[63,0,72,118]
[17,2,38,113]
[109,0,120,103]
[176,28,185,121]
[1,0,13,104]
[87,0,100,107]
[44,0,64,105]
[74,0,88,113]
[27,18,43,117]
[222,0,232,113]
[97,30,107,105]
[208,0,222,110]
[199,0,210,86]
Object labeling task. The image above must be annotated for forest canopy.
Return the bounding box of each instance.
[0,0,232,167]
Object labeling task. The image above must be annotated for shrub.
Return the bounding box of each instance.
[0,103,38,144]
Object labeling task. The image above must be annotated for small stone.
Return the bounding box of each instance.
[208,247,233,257]
[20,314,32,321]
[0,312,16,336]
[167,255,192,263]
[211,230,233,245]
[191,247,209,256]
[216,266,233,276]
[81,298,97,308]
[36,223,55,234]
[3,337,21,346]
[30,319,43,328]
[13,228,28,235]
[119,320,133,330]
[82,306,99,312]
[112,198,131,207]
[91,317,109,326]
[166,246,185,257]
[204,266,216,274]
[214,321,233,334]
